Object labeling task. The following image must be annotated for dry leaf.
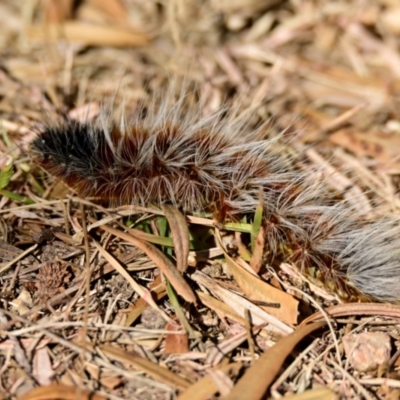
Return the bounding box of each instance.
[88,0,128,21]
[225,321,326,400]
[11,288,33,315]
[163,205,190,272]
[33,348,54,386]
[215,229,298,325]
[44,0,74,23]
[164,322,189,354]
[192,272,293,335]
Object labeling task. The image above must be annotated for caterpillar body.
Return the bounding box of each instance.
[30,87,400,303]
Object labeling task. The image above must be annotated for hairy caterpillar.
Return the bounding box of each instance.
[30,86,400,303]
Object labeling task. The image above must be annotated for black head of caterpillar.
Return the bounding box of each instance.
[30,94,400,303]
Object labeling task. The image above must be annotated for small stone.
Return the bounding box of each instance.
[343,332,391,372]
[32,228,54,244]
[140,306,166,330]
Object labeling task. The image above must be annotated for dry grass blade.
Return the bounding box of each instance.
[166,279,197,337]
[99,344,192,391]
[317,102,366,134]
[26,22,149,46]
[301,303,400,326]
[16,384,106,400]
[269,387,338,400]
[197,291,247,326]
[93,240,173,324]
[0,244,37,275]
[176,363,243,400]
[205,324,261,366]
[98,224,197,303]
[163,205,190,272]
[225,321,327,400]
